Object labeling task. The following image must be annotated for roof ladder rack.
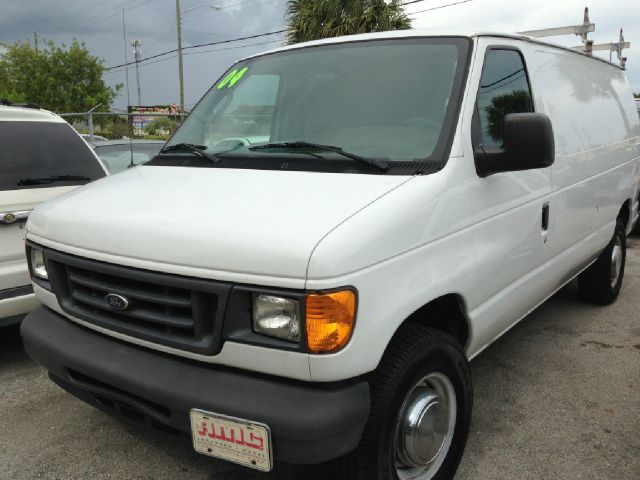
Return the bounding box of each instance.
[517,7,631,69]
[585,29,630,68]
[519,6,595,43]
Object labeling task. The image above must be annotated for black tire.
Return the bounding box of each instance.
[578,219,626,305]
[335,324,472,480]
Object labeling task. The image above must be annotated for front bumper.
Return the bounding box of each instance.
[20,306,370,465]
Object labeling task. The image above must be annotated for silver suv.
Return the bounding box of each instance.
[0,103,106,326]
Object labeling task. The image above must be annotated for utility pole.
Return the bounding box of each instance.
[33,32,38,52]
[175,3,220,113]
[131,40,142,105]
[122,8,131,111]
[175,0,184,113]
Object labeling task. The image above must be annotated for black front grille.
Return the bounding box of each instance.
[45,249,231,355]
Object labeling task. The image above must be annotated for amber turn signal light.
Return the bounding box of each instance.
[306,290,356,353]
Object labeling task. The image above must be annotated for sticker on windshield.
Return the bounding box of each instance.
[217,67,249,90]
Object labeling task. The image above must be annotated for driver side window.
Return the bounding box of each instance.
[475,48,533,148]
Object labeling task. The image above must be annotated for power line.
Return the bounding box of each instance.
[183,29,246,37]
[85,0,280,50]
[41,0,147,32]
[93,15,176,49]
[105,29,287,70]
[144,27,177,54]
[80,0,154,30]
[408,0,474,16]
[184,37,283,58]
[480,73,527,95]
[32,0,115,30]
[102,0,471,73]
[103,38,284,75]
[179,0,281,28]
[480,68,524,89]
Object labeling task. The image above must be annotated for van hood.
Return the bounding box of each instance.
[27,166,408,283]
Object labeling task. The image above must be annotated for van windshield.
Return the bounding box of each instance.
[163,37,470,174]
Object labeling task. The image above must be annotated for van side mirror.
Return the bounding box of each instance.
[474,113,555,177]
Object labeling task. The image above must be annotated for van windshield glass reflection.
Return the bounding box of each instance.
[166,38,469,169]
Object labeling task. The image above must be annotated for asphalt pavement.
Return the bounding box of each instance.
[1,235,639,480]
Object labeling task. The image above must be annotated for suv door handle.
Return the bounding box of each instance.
[0,210,31,225]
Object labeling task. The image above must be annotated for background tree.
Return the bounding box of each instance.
[0,39,121,112]
[286,0,411,44]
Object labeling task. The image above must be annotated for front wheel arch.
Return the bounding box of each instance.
[397,294,471,351]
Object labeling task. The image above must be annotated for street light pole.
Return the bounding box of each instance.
[175,2,220,113]
[175,0,184,112]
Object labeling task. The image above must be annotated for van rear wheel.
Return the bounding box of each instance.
[335,324,472,480]
[578,220,626,305]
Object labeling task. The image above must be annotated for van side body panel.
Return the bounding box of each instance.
[530,45,640,254]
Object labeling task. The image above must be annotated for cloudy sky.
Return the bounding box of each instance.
[2,0,638,112]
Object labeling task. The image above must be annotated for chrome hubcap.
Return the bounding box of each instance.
[394,373,457,480]
[610,236,623,288]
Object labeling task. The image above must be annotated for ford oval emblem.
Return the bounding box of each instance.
[105,293,129,310]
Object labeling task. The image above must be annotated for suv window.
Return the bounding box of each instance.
[475,49,533,147]
[0,121,105,190]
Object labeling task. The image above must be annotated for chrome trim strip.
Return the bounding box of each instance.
[0,285,34,301]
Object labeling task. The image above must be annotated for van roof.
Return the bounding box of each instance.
[0,105,65,123]
[248,29,624,70]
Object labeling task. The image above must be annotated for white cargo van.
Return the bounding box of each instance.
[21,31,640,479]
[0,104,106,327]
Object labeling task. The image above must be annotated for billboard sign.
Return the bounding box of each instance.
[128,104,180,136]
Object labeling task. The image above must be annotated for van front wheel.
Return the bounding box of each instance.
[578,220,626,305]
[335,324,472,480]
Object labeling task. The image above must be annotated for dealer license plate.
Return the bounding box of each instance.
[189,409,273,472]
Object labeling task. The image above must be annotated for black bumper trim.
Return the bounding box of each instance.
[20,306,370,465]
[0,284,33,301]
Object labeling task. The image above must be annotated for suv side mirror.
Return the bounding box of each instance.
[474,112,555,177]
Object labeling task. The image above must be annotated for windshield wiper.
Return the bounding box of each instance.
[159,143,221,164]
[248,141,389,172]
[17,175,92,186]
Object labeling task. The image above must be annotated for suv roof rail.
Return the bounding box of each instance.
[0,99,41,109]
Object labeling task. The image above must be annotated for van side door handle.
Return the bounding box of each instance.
[541,203,550,236]
[0,210,31,225]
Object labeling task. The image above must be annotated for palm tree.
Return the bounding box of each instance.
[484,90,533,142]
[286,0,412,44]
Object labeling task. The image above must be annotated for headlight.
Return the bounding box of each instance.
[30,248,48,280]
[253,294,300,342]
